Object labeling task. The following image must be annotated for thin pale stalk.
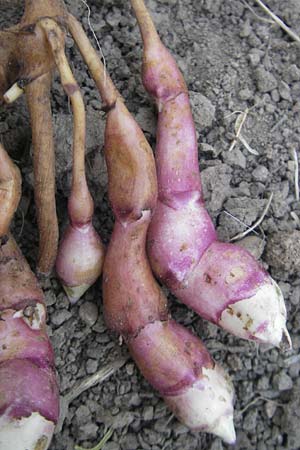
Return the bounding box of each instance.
[67,14,118,109]
[39,18,93,224]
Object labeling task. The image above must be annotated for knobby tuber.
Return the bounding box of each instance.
[0,144,59,450]
[130,0,290,348]
[67,15,236,444]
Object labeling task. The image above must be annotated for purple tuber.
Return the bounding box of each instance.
[130,0,290,348]
[0,144,59,450]
[67,14,236,444]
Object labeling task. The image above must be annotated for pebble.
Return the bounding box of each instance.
[238,87,253,100]
[120,433,139,450]
[190,91,216,129]
[278,81,292,101]
[283,64,300,83]
[79,302,99,327]
[252,165,269,183]
[243,408,257,431]
[248,49,264,67]
[143,406,154,421]
[75,405,90,423]
[290,286,300,305]
[255,67,278,93]
[86,358,98,374]
[105,443,121,450]
[78,423,98,440]
[273,371,293,391]
[265,230,300,276]
[51,309,72,326]
[45,290,57,306]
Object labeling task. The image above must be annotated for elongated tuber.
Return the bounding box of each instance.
[0,147,59,450]
[67,15,236,443]
[37,18,105,303]
[130,0,290,348]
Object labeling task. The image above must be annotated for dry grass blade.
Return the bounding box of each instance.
[56,357,128,433]
[241,0,274,23]
[292,148,299,201]
[75,428,114,450]
[230,192,273,242]
[253,0,300,45]
[229,108,259,155]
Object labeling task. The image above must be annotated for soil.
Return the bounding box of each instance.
[1,1,300,449]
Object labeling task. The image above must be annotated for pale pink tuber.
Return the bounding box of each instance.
[130,0,290,348]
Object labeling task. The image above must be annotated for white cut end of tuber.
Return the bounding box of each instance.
[3,83,24,104]
[13,303,46,330]
[0,411,55,450]
[220,279,291,348]
[164,365,236,444]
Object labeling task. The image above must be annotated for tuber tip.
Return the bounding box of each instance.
[220,279,289,346]
[62,283,91,304]
[164,364,235,444]
[0,412,55,450]
[213,414,236,445]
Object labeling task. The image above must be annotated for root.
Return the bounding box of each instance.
[26,72,59,275]
[39,17,94,225]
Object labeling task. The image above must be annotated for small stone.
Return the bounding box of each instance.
[273,371,293,391]
[224,148,246,169]
[243,408,257,431]
[45,290,56,306]
[240,20,252,38]
[227,354,243,371]
[86,359,98,374]
[238,88,253,100]
[79,302,99,327]
[252,165,269,182]
[255,67,278,93]
[283,64,300,83]
[271,89,280,102]
[51,309,72,326]
[75,405,90,423]
[265,401,277,419]
[105,443,121,450]
[120,433,138,450]
[279,81,292,101]
[248,49,263,67]
[78,423,98,440]
[143,406,154,421]
[290,286,300,305]
[265,230,300,276]
[199,143,222,157]
[190,91,216,129]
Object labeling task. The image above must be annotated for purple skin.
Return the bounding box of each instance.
[65,16,235,439]
[131,0,285,342]
[128,320,213,396]
[0,309,55,368]
[0,236,59,425]
[0,359,59,423]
